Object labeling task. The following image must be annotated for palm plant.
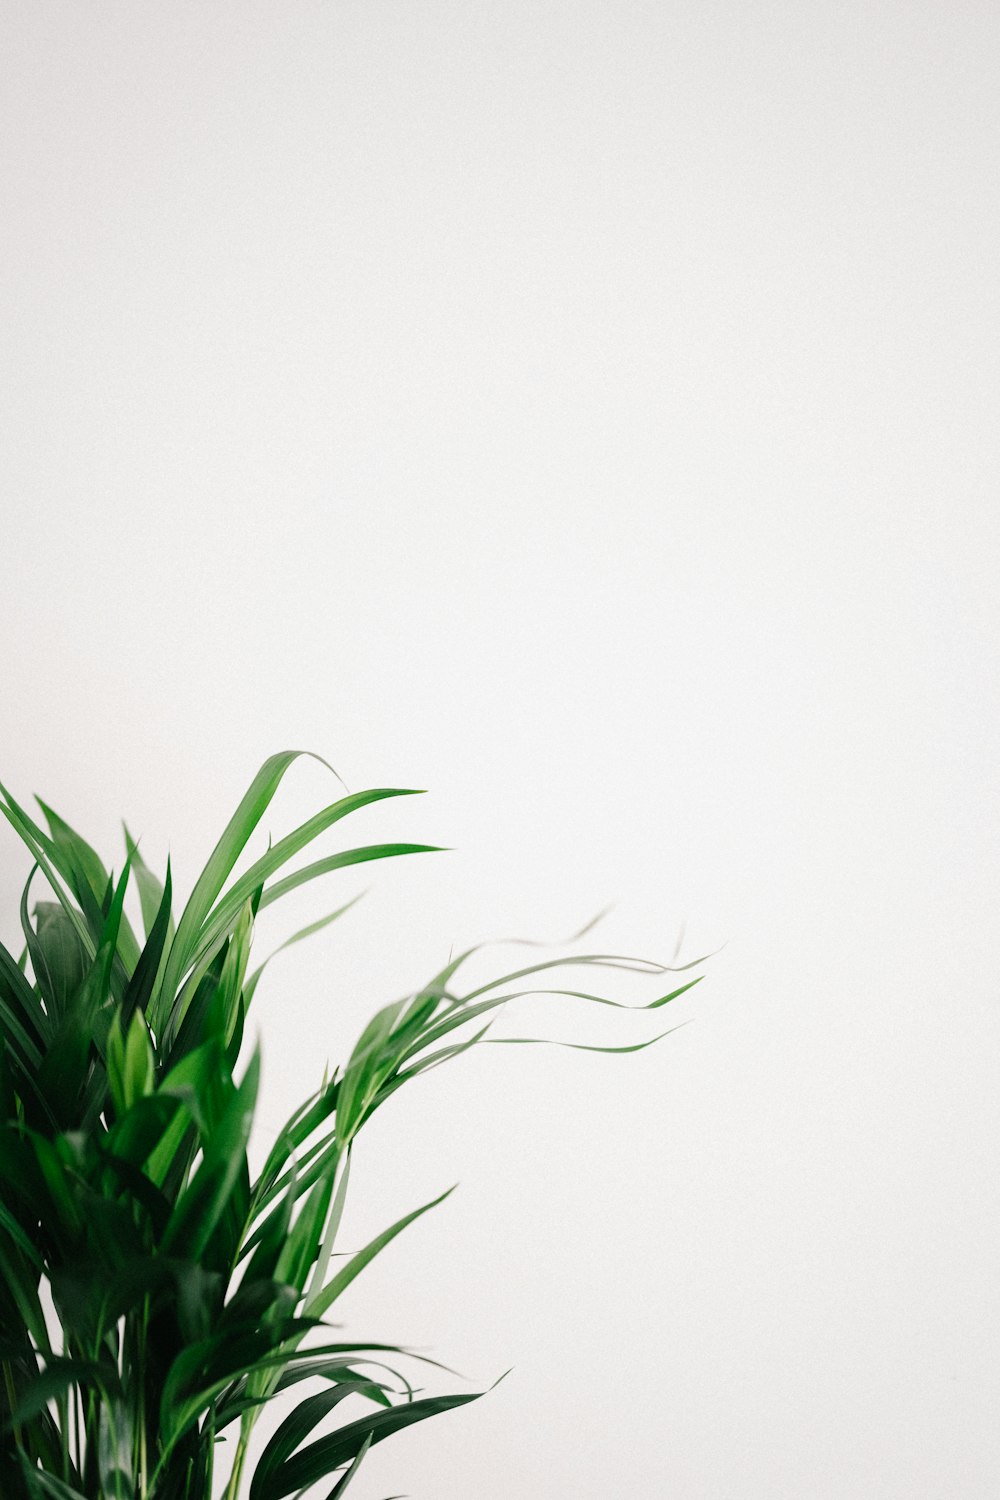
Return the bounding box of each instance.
[0,752,706,1500]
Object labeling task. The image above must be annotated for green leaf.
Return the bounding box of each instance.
[29,1132,84,1240]
[36,861,132,1127]
[34,799,107,907]
[258,843,444,915]
[252,1387,484,1500]
[249,1076,340,1214]
[161,1049,259,1261]
[101,1090,183,1171]
[334,999,408,1146]
[305,1148,352,1306]
[190,789,422,979]
[156,1315,320,1458]
[274,1359,401,1403]
[274,1171,335,1295]
[106,1008,154,1115]
[121,858,173,1023]
[459,950,704,1005]
[19,870,60,1017]
[1,1357,100,1435]
[36,799,141,972]
[243,892,367,1011]
[249,1382,382,1500]
[0,1238,50,1350]
[0,1194,45,1267]
[0,937,47,1060]
[214,1360,394,1434]
[0,785,94,957]
[485,1021,690,1053]
[306,1185,455,1320]
[320,1431,372,1500]
[385,1023,494,1093]
[241,1163,299,1286]
[213,1344,430,1436]
[27,902,88,1020]
[161,941,230,1065]
[97,1398,134,1498]
[210,896,255,1046]
[173,1261,225,1345]
[151,750,338,1027]
[122,823,174,943]
[145,1036,229,1188]
[255,1128,339,1224]
[17,1464,88,1500]
[0,753,713,1500]
[397,977,703,1070]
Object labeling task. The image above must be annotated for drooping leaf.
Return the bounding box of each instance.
[484,1023,689,1054]
[319,1431,372,1500]
[249,1382,383,1500]
[0,753,709,1500]
[0,788,94,962]
[17,1463,89,1500]
[251,1388,485,1500]
[1,1356,101,1436]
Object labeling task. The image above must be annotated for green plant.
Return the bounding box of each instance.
[0,752,705,1500]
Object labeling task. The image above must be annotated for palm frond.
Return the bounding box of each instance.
[0,753,708,1499]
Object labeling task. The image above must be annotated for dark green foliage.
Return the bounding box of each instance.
[0,753,706,1498]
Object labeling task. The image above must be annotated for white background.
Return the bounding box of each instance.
[2,4,999,1496]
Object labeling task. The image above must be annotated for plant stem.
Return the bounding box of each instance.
[224,1431,249,1500]
[137,1297,149,1500]
[2,1362,21,1451]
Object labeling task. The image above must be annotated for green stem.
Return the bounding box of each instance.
[2,1362,21,1451]
[56,1389,69,1481]
[136,1297,149,1500]
[73,1381,82,1480]
[205,1408,216,1500]
[224,1430,249,1500]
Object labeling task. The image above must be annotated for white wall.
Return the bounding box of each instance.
[2,3,998,1496]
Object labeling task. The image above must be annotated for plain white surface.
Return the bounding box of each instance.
[2,3,999,1495]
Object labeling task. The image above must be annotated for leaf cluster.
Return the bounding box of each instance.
[0,752,705,1500]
